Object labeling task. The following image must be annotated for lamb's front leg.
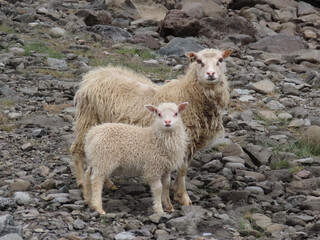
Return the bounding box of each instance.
[90,173,106,215]
[161,172,173,212]
[172,157,192,205]
[150,179,164,213]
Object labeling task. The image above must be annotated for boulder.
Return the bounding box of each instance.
[301,125,320,147]
[178,0,226,18]
[158,10,200,38]
[158,37,204,56]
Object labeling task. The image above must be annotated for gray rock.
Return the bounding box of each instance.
[0,85,16,96]
[250,34,307,54]
[84,25,132,42]
[8,47,25,55]
[298,1,319,16]
[166,216,198,235]
[73,219,86,230]
[258,110,278,121]
[288,119,306,128]
[220,190,249,204]
[251,80,275,94]
[243,144,272,166]
[266,100,285,111]
[295,50,320,64]
[13,192,32,205]
[222,156,245,164]
[278,113,293,120]
[47,58,68,70]
[114,232,136,240]
[0,197,15,210]
[225,162,246,170]
[301,125,320,147]
[10,179,30,191]
[301,199,320,211]
[49,27,67,38]
[159,37,204,56]
[0,214,21,236]
[244,186,264,195]
[265,169,292,182]
[0,234,23,240]
[202,160,223,172]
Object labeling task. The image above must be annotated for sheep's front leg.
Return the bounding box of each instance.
[83,167,92,205]
[161,172,173,212]
[172,156,192,206]
[90,173,106,215]
[150,179,164,213]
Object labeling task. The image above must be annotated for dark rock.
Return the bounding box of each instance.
[0,197,15,210]
[220,190,250,204]
[158,37,204,56]
[202,160,223,172]
[76,9,112,26]
[159,10,200,38]
[84,25,132,42]
[129,34,161,50]
[300,199,320,211]
[243,144,272,166]
[226,34,255,46]
[250,34,307,54]
[265,169,292,182]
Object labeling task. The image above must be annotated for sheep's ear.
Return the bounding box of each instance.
[222,49,232,59]
[144,104,158,115]
[185,52,197,63]
[178,102,188,112]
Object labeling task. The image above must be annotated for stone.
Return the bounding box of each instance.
[266,100,285,111]
[300,199,320,211]
[73,219,86,230]
[243,144,272,166]
[295,50,320,64]
[0,234,23,240]
[10,179,30,191]
[76,10,112,26]
[8,47,25,55]
[8,112,22,119]
[49,27,67,38]
[21,143,32,151]
[304,29,317,39]
[158,37,204,56]
[225,162,246,170]
[250,34,306,54]
[166,216,198,235]
[242,171,266,182]
[278,113,293,120]
[275,7,297,23]
[222,156,245,164]
[251,80,275,94]
[239,95,255,102]
[114,232,136,240]
[288,178,320,191]
[84,25,132,42]
[288,119,305,128]
[258,110,278,121]
[159,10,200,38]
[13,192,32,205]
[265,169,292,182]
[129,34,161,50]
[179,0,226,18]
[0,197,15,210]
[202,160,223,172]
[298,1,319,16]
[244,186,264,195]
[47,58,68,70]
[301,125,320,147]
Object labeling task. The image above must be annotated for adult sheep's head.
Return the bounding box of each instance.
[185,49,232,85]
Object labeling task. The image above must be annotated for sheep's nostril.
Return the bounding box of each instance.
[165,120,171,124]
[207,72,215,76]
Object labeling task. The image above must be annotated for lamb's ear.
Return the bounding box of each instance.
[185,52,197,63]
[222,49,232,59]
[178,102,189,112]
[144,104,158,115]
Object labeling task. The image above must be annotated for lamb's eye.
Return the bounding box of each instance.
[158,113,162,117]
[174,112,178,117]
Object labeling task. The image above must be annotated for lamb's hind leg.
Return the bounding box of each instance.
[83,167,92,205]
[172,156,192,206]
[161,172,173,212]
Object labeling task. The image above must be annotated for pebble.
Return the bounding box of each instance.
[10,179,30,191]
[73,219,86,230]
[244,186,264,195]
[114,232,136,240]
[13,192,32,205]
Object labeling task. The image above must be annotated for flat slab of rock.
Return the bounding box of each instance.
[250,34,307,54]
[159,37,204,56]
[251,80,275,94]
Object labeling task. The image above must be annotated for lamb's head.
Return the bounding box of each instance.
[145,102,188,131]
[185,49,232,85]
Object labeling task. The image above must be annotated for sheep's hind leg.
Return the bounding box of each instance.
[90,173,106,215]
[161,172,173,212]
[104,177,118,190]
[172,159,192,206]
[150,179,164,213]
[70,142,85,188]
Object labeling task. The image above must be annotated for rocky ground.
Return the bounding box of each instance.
[1,0,320,239]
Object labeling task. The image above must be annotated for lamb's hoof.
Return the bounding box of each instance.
[98,210,106,215]
[163,204,174,213]
[108,184,118,191]
[77,182,83,189]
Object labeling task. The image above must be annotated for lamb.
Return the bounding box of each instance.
[83,102,189,214]
[70,48,232,206]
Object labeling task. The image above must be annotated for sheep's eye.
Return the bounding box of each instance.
[174,112,178,117]
[219,58,223,63]
[197,59,203,66]
[158,113,162,117]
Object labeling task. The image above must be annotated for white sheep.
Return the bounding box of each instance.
[83,102,189,214]
[71,48,232,206]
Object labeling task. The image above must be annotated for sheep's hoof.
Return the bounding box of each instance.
[174,193,192,206]
[98,209,106,215]
[109,184,118,191]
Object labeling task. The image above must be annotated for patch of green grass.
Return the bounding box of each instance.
[24,42,63,59]
[0,24,16,34]
[288,140,320,158]
[115,46,156,60]
[270,159,290,170]
[34,69,74,79]
[0,99,15,107]
[0,124,16,132]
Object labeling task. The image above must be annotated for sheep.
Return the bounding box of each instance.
[70,48,232,206]
[83,102,189,214]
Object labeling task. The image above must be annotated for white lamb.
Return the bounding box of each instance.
[83,102,189,215]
